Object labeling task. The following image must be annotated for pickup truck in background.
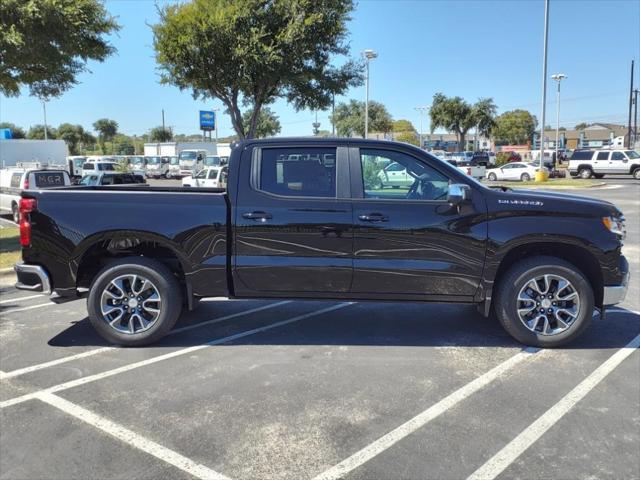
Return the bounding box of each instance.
[15,138,629,348]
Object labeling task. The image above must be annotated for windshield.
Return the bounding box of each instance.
[204,155,220,166]
[98,163,115,171]
[80,175,100,186]
[146,157,161,165]
[180,151,197,160]
[169,156,179,165]
[131,156,145,165]
[625,150,639,159]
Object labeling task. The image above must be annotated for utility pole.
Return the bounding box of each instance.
[213,108,219,144]
[332,94,336,136]
[362,49,378,139]
[414,106,429,149]
[162,109,166,133]
[628,60,634,148]
[634,88,639,147]
[42,100,48,140]
[538,0,550,173]
[551,73,567,164]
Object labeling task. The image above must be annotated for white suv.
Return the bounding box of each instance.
[568,149,640,179]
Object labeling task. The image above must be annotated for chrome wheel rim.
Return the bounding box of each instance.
[516,274,581,336]
[100,274,162,334]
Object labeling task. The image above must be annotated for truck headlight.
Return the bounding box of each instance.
[602,216,626,240]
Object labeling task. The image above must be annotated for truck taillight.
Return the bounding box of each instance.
[466,167,472,175]
[19,198,37,248]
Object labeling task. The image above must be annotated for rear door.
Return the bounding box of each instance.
[233,143,353,294]
[350,147,487,298]
[594,151,610,173]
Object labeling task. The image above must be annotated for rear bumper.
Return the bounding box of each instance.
[14,263,51,295]
[603,255,629,306]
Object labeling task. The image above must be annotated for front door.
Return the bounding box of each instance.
[351,147,487,298]
[608,151,629,174]
[234,145,353,294]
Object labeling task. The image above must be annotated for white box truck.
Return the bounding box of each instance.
[143,142,217,157]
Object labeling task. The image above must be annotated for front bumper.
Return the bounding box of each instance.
[603,255,629,306]
[14,263,52,295]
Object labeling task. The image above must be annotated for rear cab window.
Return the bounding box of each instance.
[32,171,67,188]
[257,147,337,198]
[10,173,23,188]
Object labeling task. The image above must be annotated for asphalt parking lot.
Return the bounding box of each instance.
[1,178,638,480]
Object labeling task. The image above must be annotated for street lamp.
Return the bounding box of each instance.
[362,49,378,138]
[551,73,567,164]
[414,106,430,149]
[538,0,550,175]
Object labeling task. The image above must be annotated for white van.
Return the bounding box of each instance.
[81,161,116,177]
[1,166,71,222]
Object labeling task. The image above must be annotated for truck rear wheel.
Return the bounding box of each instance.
[494,256,594,348]
[87,257,183,346]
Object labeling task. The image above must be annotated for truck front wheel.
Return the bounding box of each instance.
[87,257,183,346]
[494,256,594,348]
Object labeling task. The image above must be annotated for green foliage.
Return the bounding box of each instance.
[473,98,497,138]
[396,131,419,146]
[93,118,118,153]
[0,122,26,138]
[493,109,537,145]
[241,107,281,138]
[361,157,383,190]
[574,122,589,130]
[430,93,496,149]
[0,0,119,98]
[495,152,511,166]
[331,100,392,137]
[57,123,92,155]
[393,119,416,133]
[26,124,57,139]
[114,158,132,172]
[152,0,363,139]
[149,126,174,142]
[112,134,134,155]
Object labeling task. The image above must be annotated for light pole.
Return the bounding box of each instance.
[362,49,378,138]
[213,108,219,144]
[414,106,429,149]
[42,100,48,140]
[551,73,567,165]
[538,0,550,175]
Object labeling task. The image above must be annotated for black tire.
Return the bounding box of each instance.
[579,168,593,179]
[494,256,594,348]
[488,172,497,181]
[594,174,605,179]
[633,168,640,180]
[521,173,531,182]
[11,202,19,224]
[87,257,183,346]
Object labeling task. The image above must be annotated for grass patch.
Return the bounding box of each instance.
[0,227,21,269]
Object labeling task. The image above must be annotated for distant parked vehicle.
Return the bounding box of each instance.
[178,149,208,177]
[182,166,228,189]
[128,156,147,177]
[568,149,640,179]
[0,165,71,222]
[446,160,486,180]
[81,161,116,177]
[375,161,414,188]
[145,156,170,178]
[166,156,180,178]
[204,155,222,167]
[79,172,145,186]
[67,156,87,179]
[485,162,545,182]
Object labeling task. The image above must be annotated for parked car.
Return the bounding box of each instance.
[485,162,544,182]
[81,160,116,177]
[503,151,522,163]
[0,166,70,222]
[568,149,640,179]
[79,172,145,186]
[447,159,486,180]
[376,161,413,188]
[15,138,628,349]
[182,166,228,189]
[145,156,170,178]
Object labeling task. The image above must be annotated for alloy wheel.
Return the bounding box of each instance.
[100,274,162,334]
[516,274,581,336]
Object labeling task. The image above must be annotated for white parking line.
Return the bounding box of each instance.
[467,332,640,480]
[0,302,351,409]
[1,302,52,315]
[36,392,231,480]
[0,294,44,305]
[312,347,540,480]
[0,301,291,380]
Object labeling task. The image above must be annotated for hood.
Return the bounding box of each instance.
[488,187,622,218]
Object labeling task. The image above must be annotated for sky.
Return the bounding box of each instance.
[1,0,639,138]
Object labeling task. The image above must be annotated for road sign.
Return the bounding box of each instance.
[199,111,216,131]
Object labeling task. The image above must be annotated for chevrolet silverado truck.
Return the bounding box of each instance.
[14,138,629,347]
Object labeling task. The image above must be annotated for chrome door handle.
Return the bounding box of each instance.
[358,213,389,222]
[242,211,273,221]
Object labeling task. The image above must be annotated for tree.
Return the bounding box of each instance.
[26,124,57,139]
[473,98,497,138]
[149,126,174,142]
[93,118,118,153]
[396,131,419,146]
[492,109,537,145]
[153,0,363,139]
[393,119,417,134]
[112,134,134,155]
[331,100,392,137]
[574,122,589,130]
[241,107,281,138]
[429,94,475,150]
[0,122,26,138]
[57,123,90,154]
[0,0,119,98]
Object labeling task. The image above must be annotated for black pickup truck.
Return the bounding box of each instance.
[15,138,629,347]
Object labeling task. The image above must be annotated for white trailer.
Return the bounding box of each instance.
[0,139,68,168]
[143,142,217,157]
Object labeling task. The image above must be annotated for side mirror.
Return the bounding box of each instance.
[447,183,471,205]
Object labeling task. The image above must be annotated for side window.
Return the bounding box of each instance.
[195,170,207,179]
[10,173,22,188]
[360,149,450,201]
[102,176,114,185]
[502,164,513,169]
[208,170,218,179]
[258,147,336,198]
[596,151,610,160]
[611,152,625,161]
[83,163,94,170]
